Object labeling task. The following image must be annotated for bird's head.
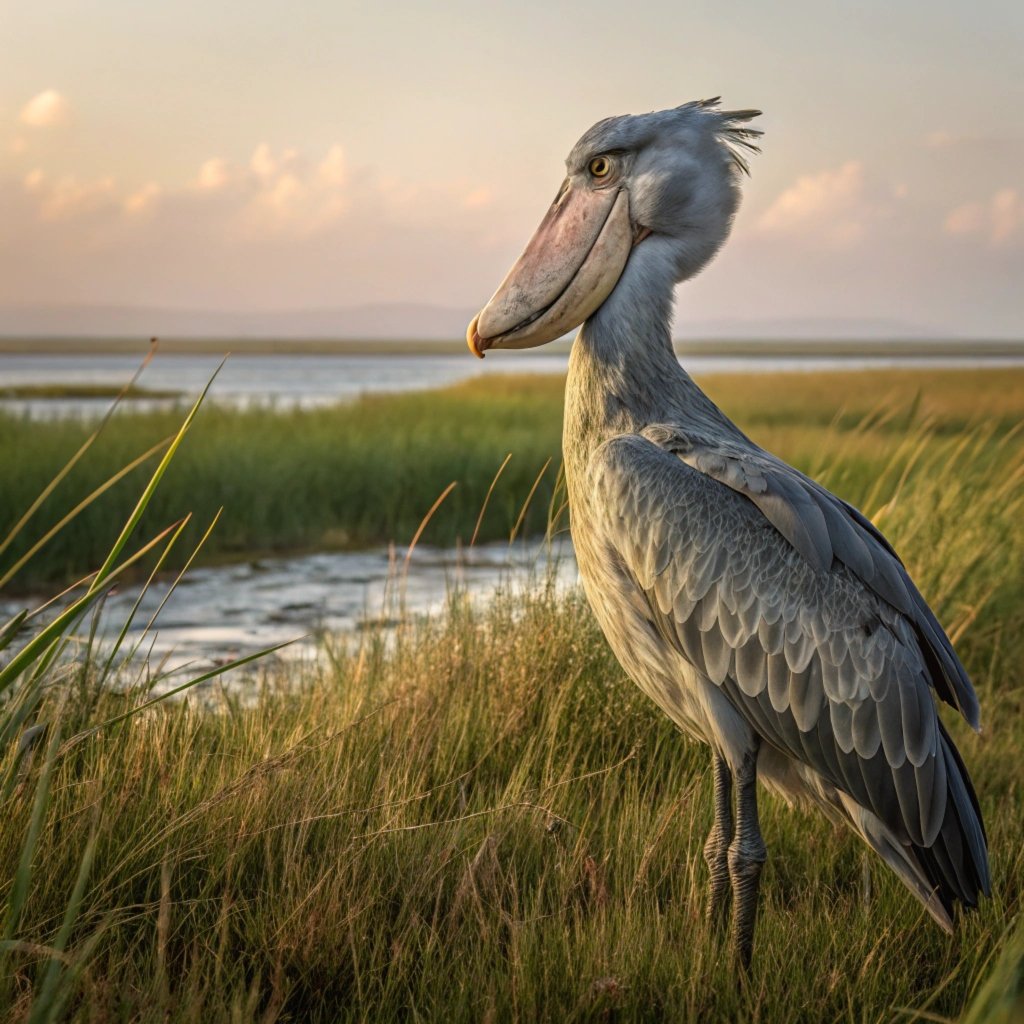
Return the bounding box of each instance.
[467,99,761,357]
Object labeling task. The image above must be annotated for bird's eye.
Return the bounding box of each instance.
[589,156,612,179]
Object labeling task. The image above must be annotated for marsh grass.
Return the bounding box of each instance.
[0,367,1022,1020]
[2,368,1021,592]
[0,371,296,1021]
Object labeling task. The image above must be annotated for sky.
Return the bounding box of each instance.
[1,0,1022,337]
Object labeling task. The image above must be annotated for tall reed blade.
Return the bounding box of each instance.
[0,437,173,590]
[0,344,157,561]
[88,358,226,596]
[0,521,184,695]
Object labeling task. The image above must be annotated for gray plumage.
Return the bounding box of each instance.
[476,100,990,962]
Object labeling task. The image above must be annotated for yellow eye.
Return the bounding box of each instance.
[589,156,611,178]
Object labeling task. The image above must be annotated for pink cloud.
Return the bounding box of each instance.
[124,182,162,215]
[23,169,117,221]
[944,188,1023,245]
[317,145,347,188]
[19,90,69,128]
[757,161,878,247]
[196,158,231,191]
[0,143,509,313]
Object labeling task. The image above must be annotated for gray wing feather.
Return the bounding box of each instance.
[589,432,979,851]
[639,423,979,729]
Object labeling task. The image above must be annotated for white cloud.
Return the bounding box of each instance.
[16,142,367,236]
[240,145,350,234]
[248,170,306,228]
[0,141,509,315]
[196,158,231,190]
[11,139,497,249]
[23,171,117,221]
[250,143,278,179]
[124,182,162,215]
[991,188,1024,243]
[19,90,69,128]
[943,203,984,237]
[757,161,879,247]
[318,145,347,187]
[944,188,1024,245]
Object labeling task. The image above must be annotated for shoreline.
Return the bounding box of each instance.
[1,335,1022,358]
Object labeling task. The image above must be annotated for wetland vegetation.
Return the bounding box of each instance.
[2,367,1021,592]
[1,366,1022,1021]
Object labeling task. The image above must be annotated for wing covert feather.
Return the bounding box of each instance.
[637,423,979,729]
[589,432,962,848]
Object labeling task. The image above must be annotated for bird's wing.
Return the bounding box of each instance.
[588,430,986,867]
[637,424,979,729]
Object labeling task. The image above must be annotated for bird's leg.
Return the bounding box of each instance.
[728,747,766,971]
[702,751,733,930]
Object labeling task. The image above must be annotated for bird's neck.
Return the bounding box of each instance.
[564,251,730,480]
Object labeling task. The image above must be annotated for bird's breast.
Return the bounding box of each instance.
[570,513,712,744]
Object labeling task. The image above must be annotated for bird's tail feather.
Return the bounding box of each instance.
[847,803,955,932]
[913,721,991,905]
[838,723,989,929]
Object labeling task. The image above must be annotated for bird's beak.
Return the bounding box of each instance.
[467,184,633,358]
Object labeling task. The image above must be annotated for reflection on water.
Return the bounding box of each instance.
[0,538,578,678]
[2,353,573,419]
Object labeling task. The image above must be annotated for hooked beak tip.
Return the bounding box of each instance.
[467,315,486,359]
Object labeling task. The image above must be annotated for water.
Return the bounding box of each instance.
[3,350,1022,420]
[1,352,567,419]
[0,538,578,678]
[2,347,1018,670]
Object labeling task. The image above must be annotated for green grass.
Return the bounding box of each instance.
[0,367,1022,1020]
[2,368,1022,593]
[0,374,566,591]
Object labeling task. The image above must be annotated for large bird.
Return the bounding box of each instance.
[466,100,990,967]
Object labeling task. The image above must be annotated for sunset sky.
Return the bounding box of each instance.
[1,0,1022,337]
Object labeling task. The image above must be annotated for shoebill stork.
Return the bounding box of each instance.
[466,100,990,966]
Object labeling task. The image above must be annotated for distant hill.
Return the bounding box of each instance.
[0,303,958,342]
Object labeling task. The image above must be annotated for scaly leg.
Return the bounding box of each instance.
[702,751,733,929]
[728,747,766,970]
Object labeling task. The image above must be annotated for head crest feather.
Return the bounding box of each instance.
[681,97,763,175]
